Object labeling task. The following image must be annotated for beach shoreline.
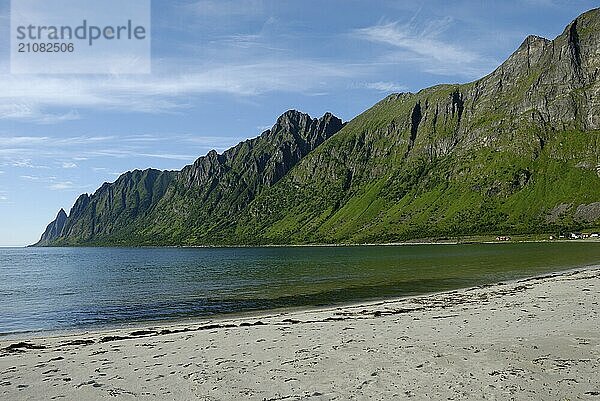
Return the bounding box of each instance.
[2,264,597,342]
[2,266,599,400]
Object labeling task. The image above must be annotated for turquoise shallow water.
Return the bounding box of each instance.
[1,243,599,335]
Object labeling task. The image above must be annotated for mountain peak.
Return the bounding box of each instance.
[35,208,68,246]
[271,110,343,139]
[273,110,304,131]
[496,33,551,75]
[278,109,306,120]
[275,110,343,126]
[520,34,550,47]
[319,111,339,123]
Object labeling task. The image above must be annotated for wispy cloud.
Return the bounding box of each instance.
[87,149,196,161]
[0,104,80,124]
[17,175,86,191]
[1,136,50,145]
[37,111,81,125]
[111,60,361,96]
[20,174,57,181]
[48,181,77,191]
[4,159,50,169]
[0,133,244,166]
[185,0,265,17]
[353,18,497,78]
[20,175,42,181]
[361,81,409,93]
[0,58,363,123]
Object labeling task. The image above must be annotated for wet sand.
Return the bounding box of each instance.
[1,268,599,400]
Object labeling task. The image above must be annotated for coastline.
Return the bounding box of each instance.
[2,263,597,342]
[26,235,600,248]
[2,266,599,399]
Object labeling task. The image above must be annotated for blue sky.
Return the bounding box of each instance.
[0,0,596,246]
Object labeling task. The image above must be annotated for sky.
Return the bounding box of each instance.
[0,0,597,246]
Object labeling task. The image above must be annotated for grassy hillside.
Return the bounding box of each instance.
[233,10,600,244]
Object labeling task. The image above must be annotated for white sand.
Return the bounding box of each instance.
[1,268,599,400]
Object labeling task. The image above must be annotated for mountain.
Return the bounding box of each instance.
[35,111,344,246]
[232,8,600,244]
[36,9,600,246]
[36,209,67,246]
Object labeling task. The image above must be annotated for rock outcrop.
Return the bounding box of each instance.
[36,209,67,246]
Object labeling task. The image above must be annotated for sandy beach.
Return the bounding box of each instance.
[1,268,599,400]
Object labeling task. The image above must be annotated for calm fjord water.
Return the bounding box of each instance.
[1,243,599,335]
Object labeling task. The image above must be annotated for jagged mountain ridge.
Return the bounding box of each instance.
[37,9,600,246]
[36,111,344,245]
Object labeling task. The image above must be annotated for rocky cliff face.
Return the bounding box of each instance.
[37,9,600,246]
[38,111,343,246]
[36,209,67,246]
[142,110,344,244]
[179,110,343,205]
[54,169,176,243]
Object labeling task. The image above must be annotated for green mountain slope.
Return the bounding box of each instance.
[37,9,600,246]
[235,8,600,244]
[37,111,344,246]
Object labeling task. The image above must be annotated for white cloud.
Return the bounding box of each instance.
[14,173,85,191]
[6,159,50,169]
[186,0,265,16]
[354,19,477,62]
[48,181,75,190]
[20,175,40,181]
[137,153,196,161]
[0,136,50,145]
[362,81,408,92]
[106,60,360,96]
[0,104,80,124]
[0,59,364,123]
[0,133,244,166]
[87,149,196,161]
[37,111,81,125]
[20,174,57,181]
[353,19,496,77]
